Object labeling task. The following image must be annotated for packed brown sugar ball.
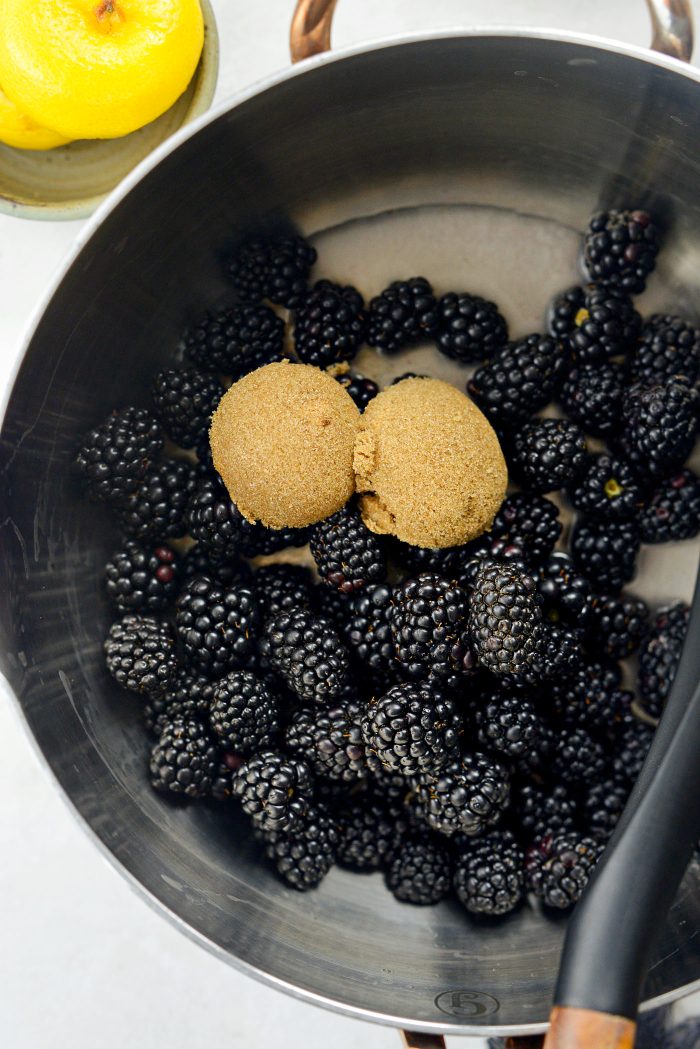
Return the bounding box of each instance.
[353,376,508,548]
[210,361,360,528]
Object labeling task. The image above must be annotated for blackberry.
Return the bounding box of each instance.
[389,574,475,686]
[293,280,366,367]
[583,208,659,294]
[211,750,244,801]
[490,493,562,564]
[151,367,223,449]
[285,699,368,782]
[583,777,631,838]
[538,552,593,628]
[77,406,163,506]
[549,660,624,732]
[143,669,214,737]
[390,539,467,581]
[105,540,180,613]
[571,518,641,593]
[227,233,317,308]
[547,283,640,364]
[527,832,604,909]
[242,522,310,557]
[629,314,700,387]
[209,670,281,754]
[384,836,452,905]
[175,575,259,677]
[620,377,699,481]
[515,719,557,779]
[183,303,285,377]
[568,454,641,522]
[366,277,439,353]
[313,585,352,634]
[104,614,177,695]
[186,475,250,559]
[613,719,655,783]
[467,333,568,429]
[559,362,626,439]
[453,831,525,916]
[336,797,400,869]
[468,562,544,677]
[149,717,218,798]
[344,583,396,676]
[587,593,649,659]
[260,607,350,702]
[232,750,313,832]
[435,291,508,363]
[181,545,251,589]
[535,623,585,679]
[334,371,379,411]
[475,692,544,758]
[638,602,689,718]
[413,751,510,837]
[116,458,197,541]
[551,726,608,788]
[310,505,387,593]
[514,783,578,843]
[361,681,462,776]
[640,469,700,543]
[261,804,339,890]
[510,418,587,494]
[254,563,314,620]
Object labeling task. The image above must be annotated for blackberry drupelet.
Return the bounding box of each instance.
[583,777,631,838]
[514,783,578,843]
[490,492,562,564]
[151,367,223,449]
[310,504,387,593]
[104,614,177,695]
[261,803,339,890]
[293,280,367,367]
[583,208,659,294]
[510,418,587,494]
[361,681,462,776]
[336,797,400,869]
[384,835,452,905]
[640,469,700,543]
[175,575,259,677]
[587,593,649,659]
[254,563,314,620]
[285,699,368,782]
[547,283,640,364]
[232,750,313,833]
[468,562,544,677]
[551,726,608,788]
[209,670,281,754]
[149,717,218,798]
[181,545,251,589]
[143,669,215,737]
[344,583,396,676]
[475,692,545,759]
[227,234,317,308]
[435,291,508,363]
[260,607,350,702]
[413,751,510,837]
[467,333,568,429]
[638,602,689,718]
[183,303,285,377]
[538,552,593,628]
[559,362,626,439]
[77,406,163,506]
[527,832,604,909]
[568,453,641,522]
[571,518,641,593]
[389,574,475,686]
[613,719,655,783]
[620,377,699,481]
[116,458,197,541]
[453,831,525,916]
[629,314,700,388]
[366,277,439,352]
[549,659,624,732]
[334,371,379,411]
[105,540,180,613]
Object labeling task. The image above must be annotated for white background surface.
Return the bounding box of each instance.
[0,3,697,1048]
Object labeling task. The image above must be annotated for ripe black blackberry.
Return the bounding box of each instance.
[334,371,379,411]
[104,614,177,695]
[313,584,352,634]
[209,670,281,754]
[227,233,317,308]
[629,313,700,388]
[468,562,544,677]
[435,291,508,363]
[389,539,467,580]
[515,719,557,779]
[568,454,641,522]
[366,277,439,353]
[254,563,314,621]
[261,803,339,890]
[638,602,689,718]
[587,593,649,659]
[535,623,586,679]
[210,750,244,801]
[475,692,545,758]
[538,552,593,628]
[547,283,640,364]
[510,418,587,494]
[116,458,197,541]
[181,545,251,589]
[640,469,700,543]
[260,607,350,702]
[344,583,396,676]
[105,541,180,613]
[151,367,223,448]
[243,522,310,557]
[490,493,562,564]
[143,669,215,737]
[549,659,624,733]
[613,719,655,783]
[514,783,579,843]
[336,796,400,869]
[453,831,525,916]
[551,726,608,788]
[293,280,367,367]
[182,303,285,377]
[384,835,452,905]
[583,208,659,294]
[285,699,368,782]
[413,751,510,837]
[175,575,259,677]
[361,681,462,776]
[620,377,699,481]
[467,333,568,429]
[527,832,604,909]
[232,750,313,832]
[149,717,218,798]
[77,406,163,506]
[583,777,631,838]
[571,518,641,593]
[389,574,476,686]
[310,505,387,593]
[559,362,626,439]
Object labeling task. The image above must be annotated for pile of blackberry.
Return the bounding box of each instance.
[79,211,696,919]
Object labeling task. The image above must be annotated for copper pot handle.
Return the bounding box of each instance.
[290,0,693,63]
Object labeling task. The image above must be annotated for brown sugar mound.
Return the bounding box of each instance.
[354,377,507,548]
[210,361,360,528]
